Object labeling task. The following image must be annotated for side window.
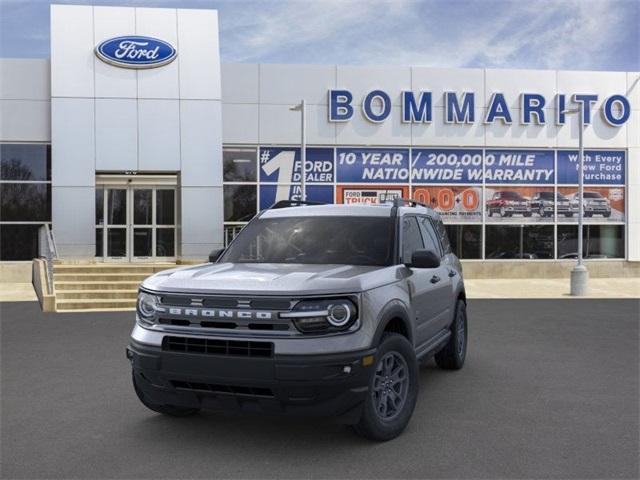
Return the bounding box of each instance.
[418,216,441,256]
[432,217,452,255]
[401,216,424,264]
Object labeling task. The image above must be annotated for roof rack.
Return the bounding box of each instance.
[270,199,326,209]
[392,198,429,209]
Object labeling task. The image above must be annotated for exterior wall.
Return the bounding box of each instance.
[49,4,223,260]
[221,63,639,261]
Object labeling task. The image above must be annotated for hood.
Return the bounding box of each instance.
[142,262,400,296]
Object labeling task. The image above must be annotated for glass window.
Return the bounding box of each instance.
[432,217,452,254]
[107,228,126,257]
[133,190,152,225]
[445,225,482,259]
[220,216,395,266]
[223,148,257,182]
[417,217,440,255]
[156,228,175,257]
[0,183,51,221]
[95,188,104,226]
[0,224,41,260]
[402,216,424,264]
[156,190,175,225]
[95,228,103,257]
[0,144,51,181]
[224,185,257,222]
[107,189,127,225]
[486,225,553,259]
[557,225,624,259]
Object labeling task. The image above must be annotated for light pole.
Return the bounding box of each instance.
[289,100,306,201]
[564,104,588,295]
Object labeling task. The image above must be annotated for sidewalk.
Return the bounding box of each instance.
[465,278,640,299]
[0,279,638,304]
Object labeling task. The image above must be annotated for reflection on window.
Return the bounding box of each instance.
[557,225,624,259]
[223,148,257,182]
[224,185,257,222]
[156,190,175,225]
[0,144,51,181]
[0,224,41,260]
[445,225,482,259]
[486,225,553,259]
[0,184,51,221]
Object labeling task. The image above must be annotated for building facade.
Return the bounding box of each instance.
[0,4,638,269]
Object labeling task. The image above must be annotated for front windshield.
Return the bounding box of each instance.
[501,191,524,200]
[220,216,395,266]
[584,192,603,198]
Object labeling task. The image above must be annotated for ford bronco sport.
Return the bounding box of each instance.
[127,199,468,441]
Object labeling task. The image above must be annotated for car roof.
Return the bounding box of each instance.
[260,203,438,219]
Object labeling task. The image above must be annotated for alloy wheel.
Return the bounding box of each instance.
[372,352,410,421]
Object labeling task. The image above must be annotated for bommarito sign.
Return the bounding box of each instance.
[328,90,631,126]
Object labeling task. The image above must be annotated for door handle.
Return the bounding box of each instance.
[430,275,441,284]
[448,269,457,278]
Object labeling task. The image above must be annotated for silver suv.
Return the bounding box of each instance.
[127,199,468,441]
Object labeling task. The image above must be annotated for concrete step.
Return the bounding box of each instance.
[55,290,138,300]
[54,264,175,274]
[54,273,151,282]
[55,281,142,291]
[55,298,136,310]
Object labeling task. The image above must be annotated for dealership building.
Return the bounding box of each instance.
[1,4,639,277]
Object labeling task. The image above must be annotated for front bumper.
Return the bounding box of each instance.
[128,339,376,422]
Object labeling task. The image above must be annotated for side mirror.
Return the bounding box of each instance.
[407,249,440,269]
[208,248,224,263]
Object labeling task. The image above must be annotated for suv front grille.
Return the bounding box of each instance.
[162,336,274,358]
[171,380,274,397]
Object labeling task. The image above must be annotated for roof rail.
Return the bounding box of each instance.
[392,198,430,209]
[270,199,326,209]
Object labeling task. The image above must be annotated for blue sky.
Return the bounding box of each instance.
[0,0,638,70]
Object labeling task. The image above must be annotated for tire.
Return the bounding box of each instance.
[435,301,468,370]
[487,207,493,217]
[523,212,532,217]
[565,213,573,217]
[603,211,611,218]
[132,372,200,417]
[352,333,419,441]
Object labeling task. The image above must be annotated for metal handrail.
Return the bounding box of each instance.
[38,224,58,293]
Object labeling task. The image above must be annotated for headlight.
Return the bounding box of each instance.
[281,298,358,334]
[137,291,160,325]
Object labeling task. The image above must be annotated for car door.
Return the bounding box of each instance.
[401,216,443,347]
[417,216,454,334]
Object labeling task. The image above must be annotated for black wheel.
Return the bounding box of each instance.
[523,212,532,217]
[603,211,611,218]
[565,212,573,217]
[487,207,493,217]
[435,301,467,370]
[352,333,418,441]
[132,372,200,417]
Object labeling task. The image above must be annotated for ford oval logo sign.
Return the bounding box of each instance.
[95,36,177,69]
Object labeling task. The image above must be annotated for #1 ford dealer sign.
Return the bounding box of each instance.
[95,35,177,69]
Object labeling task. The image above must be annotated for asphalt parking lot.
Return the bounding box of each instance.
[1,299,638,479]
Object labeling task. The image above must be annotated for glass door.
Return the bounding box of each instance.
[96,184,176,262]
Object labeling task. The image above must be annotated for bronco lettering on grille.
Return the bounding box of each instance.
[160,307,273,320]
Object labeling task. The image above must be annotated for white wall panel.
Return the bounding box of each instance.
[221,64,259,103]
[557,70,627,111]
[0,59,50,100]
[138,99,180,170]
[51,4,95,98]
[95,98,137,171]
[51,98,94,186]
[0,100,50,142]
[556,111,627,148]
[485,69,557,110]
[52,186,95,245]
[260,64,335,105]
[222,103,259,144]
[177,9,220,100]
[628,148,640,187]
[136,7,180,99]
[181,186,223,244]
[336,66,410,107]
[628,110,640,148]
[626,72,640,110]
[485,108,558,147]
[411,67,485,108]
[306,105,336,145]
[259,104,300,144]
[93,6,136,98]
[336,106,411,146]
[412,107,485,147]
[180,100,222,186]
